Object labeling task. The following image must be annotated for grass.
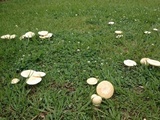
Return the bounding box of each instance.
[0,0,160,119]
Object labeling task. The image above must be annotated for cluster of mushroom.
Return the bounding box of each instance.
[38,31,53,39]
[11,70,46,85]
[140,58,160,66]
[20,31,35,39]
[115,30,123,38]
[87,78,114,107]
[20,31,53,40]
[123,58,160,67]
[1,34,16,39]
[1,30,53,40]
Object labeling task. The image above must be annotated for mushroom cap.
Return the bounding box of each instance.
[38,31,48,36]
[108,21,114,25]
[144,31,151,34]
[86,77,98,85]
[32,71,46,77]
[26,76,42,85]
[91,94,98,99]
[46,33,53,38]
[24,31,35,38]
[39,33,53,39]
[11,78,20,84]
[153,28,158,31]
[10,34,16,39]
[140,58,149,65]
[115,30,123,34]
[1,34,10,39]
[124,59,137,67]
[147,59,160,67]
[92,95,102,106]
[20,70,36,78]
[96,81,114,99]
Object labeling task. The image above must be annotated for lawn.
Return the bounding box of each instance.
[0,0,160,119]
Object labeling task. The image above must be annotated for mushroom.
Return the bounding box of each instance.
[10,34,16,39]
[108,21,114,25]
[147,58,160,67]
[26,76,42,85]
[91,94,102,107]
[20,70,36,78]
[32,71,46,77]
[91,94,98,99]
[96,81,114,99]
[124,59,137,67]
[153,28,158,31]
[115,30,123,34]
[144,31,151,34]
[11,78,20,84]
[39,33,53,39]
[116,34,123,38]
[24,31,35,38]
[38,31,48,36]
[1,34,10,39]
[140,58,149,65]
[86,77,98,85]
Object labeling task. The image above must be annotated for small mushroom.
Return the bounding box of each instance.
[38,31,48,36]
[39,33,53,39]
[26,76,42,85]
[115,30,123,34]
[96,81,114,99]
[91,94,98,99]
[147,58,160,67]
[153,28,158,31]
[144,31,151,34]
[24,31,35,38]
[108,21,114,25]
[32,71,46,77]
[1,34,10,39]
[10,34,16,39]
[116,34,123,38]
[11,78,20,84]
[124,59,137,67]
[20,70,36,78]
[86,77,98,85]
[91,95,102,107]
[140,58,149,65]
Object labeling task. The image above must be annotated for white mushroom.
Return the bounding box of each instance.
[1,34,10,39]
[108,21,114,25]
[140,58,149,65]
[10,34,16,39]
[32,71,46,77]
[124,59,137,67]
[39,33,53,39]
[153,28,158,31]
[26,76,42,85]
[147,58,160,67]
[86,77,98,85]
[19,35,25,40]
[20,70,36,78]
[11,78,20,84]
[115,30,123,34]
[144,31,151,34]
[24,31,35,38]
[91,95,102,107]
[116,34,123,38]
[91,94,98,99]
[96,81,114,99]
[38,31,48,36]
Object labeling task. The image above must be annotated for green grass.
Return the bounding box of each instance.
[0,0,160,119]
